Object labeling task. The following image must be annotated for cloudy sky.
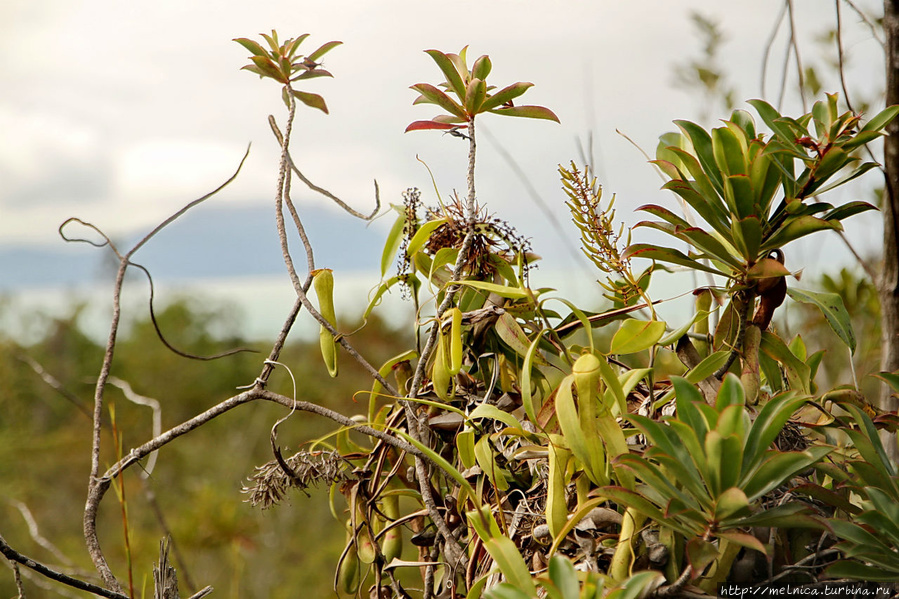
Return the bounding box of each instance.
[0,0,887,298]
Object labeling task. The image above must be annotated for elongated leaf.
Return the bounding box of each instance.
[291,89,328,113]
[455,279,530,300]
[713,126,748,176]
[717,531,766,554]
[396,431,479,509]
[234,37,269,57]
[825,560,899,582]
[786,287,856,353]
[405,120,459,132]
[475,436,509,490]
[622,244,729,277]
[761,215,842,253]
[675,119,724,193]
[491,105,561,122]
[495,312,549,363]
[424,49,467,100]
[469,403,522,431]
[307,40,342,61]
[859,104,899,134]
[411,83,467,118]
[610,319,667,354]
[548,555,579,599]
[741,394,808,476]
[484,537,537,595]
[686,537,720,573]
[743,446,832,501]
[759,333,811,394]
[479,82,533,112]
[465,78,487,115]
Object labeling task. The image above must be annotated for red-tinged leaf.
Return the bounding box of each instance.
[291,89,328,114]
[291,69,333,81]
[250,55,287,82]
[747,257,790,281]
[424,49,467,100]
[240,65,268,79]
[717,531,767,555]
[410,83,467,119]
[622,243,729,277]
[686,537,719,573]
[405,120,459,133]
[234,38,268,57]
[432,114,468,125]
[490,105,560,123]
[480,82,533,112]
[307,40,342,61]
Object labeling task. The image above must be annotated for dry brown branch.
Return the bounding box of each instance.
[268,115,380,221]
[65,146,251,592]
[0,533,129,599]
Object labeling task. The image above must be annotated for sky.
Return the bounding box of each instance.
[0,0,889,336]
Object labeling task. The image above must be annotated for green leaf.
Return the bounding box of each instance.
[610,319,667,354]
[712,126,747,176]
[465,78,487,115]
[484,583,534,599]
[762,215,842,252]
[825,561,899,582]
[675,120,724,194]
[686,537,720,573]
[291,89,328,114]
[731,216,762,262]
[411,83,467,119]
[823,199,878,222]
[548,555,579,599]
[743,447,832,501]
[457,429,476,469]
[760,333,811,394]
[406,218,447,256]
[454,279,531,300]
[859,104,899,134]
[480,82,534,112]
[786,287,856,354]
[469,403,523,432]
[234,37,269,57]
[424,49,467,100]
[307,40,342,62]
[715,374,746,411]
[741,394,808,476]
[622,244,729,278]
[471,55,492,81]
[606,572,665,599]
[396,430,480,509]
[491,105,561,123]
[717,531,766,554]
[475,436,510,491]
[380,207,407,277]
[483,537,537,595]
[495,312,549,363]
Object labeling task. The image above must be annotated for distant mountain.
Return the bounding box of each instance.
[0,204,387,290]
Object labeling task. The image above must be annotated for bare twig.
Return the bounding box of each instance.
[71,146,252,592]
[0,533,129,599]
[9,501,74,569]
[761,2,789,99]
[787,0,808,112]
[835,0,857,113]
[17,354,93,421]
[268,115,380,221]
